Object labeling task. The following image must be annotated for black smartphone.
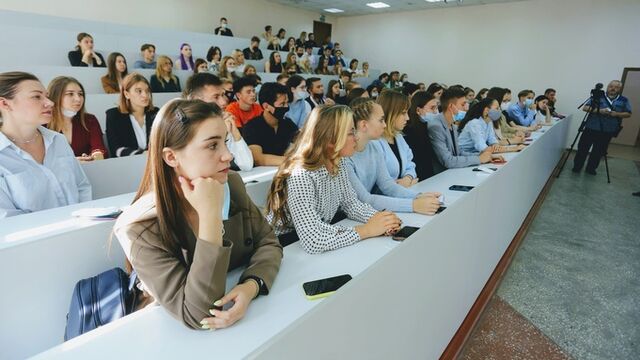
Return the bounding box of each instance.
[436,206,446,214]
[449,185,474,192]
[303,274,352,300]
[392,226,420,241]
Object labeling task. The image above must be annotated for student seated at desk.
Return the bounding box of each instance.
[225,77,262,128]
[68,32,105,67]
[243,37,264,61]
[346,98,441,215]
[427,87,496,174]
[486,87,526,145]
[106,73,159,157]
[219,56,238,82]
[264,51,283,74]
[373,90,418,188]
[507,89,537,127]
[285,75,311,128]
[101,52,128,94]
[0,71,91,218]
[534,95,554,126]
[114,99,282,330]
[133,43,157,69]
[266,105,402,253]
[175,43,195,71]
[243,82,298,166]
[150,56,181,93]
[46,76,107,160]
[404,91,438,180]
[458,99,524,154]
[183,72,254,171]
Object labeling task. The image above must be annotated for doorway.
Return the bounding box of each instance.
[313,21,332,47]
[616,67,640,147]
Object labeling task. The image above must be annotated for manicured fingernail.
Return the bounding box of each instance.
[209,309,216,316]
[213,300,222,307]
[201,324,210,330]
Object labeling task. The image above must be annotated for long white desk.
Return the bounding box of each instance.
[0,167,277,360]
[26,119,570,359]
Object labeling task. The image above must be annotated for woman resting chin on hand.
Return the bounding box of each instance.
[114,99,282,330]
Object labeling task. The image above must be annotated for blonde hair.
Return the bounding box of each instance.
[155,56,176,84]
[46,76,88,132]
[350,97,377,124]
[377,89,410,139]
[266,105,354,227]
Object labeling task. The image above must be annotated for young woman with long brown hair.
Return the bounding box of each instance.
[101,52,128,94]
[47,76,107,160]
[114,99,282,330]
[0,72,91,217]
[266,105,402,254]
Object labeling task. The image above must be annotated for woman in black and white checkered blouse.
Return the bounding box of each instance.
[266,105,402,254]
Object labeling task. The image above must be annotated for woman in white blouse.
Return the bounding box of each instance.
[266,105,402,254]
[0,71,91,218]
[106,73,159,157]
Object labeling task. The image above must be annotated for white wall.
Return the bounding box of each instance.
[0,0,334,40]
[334,0,640,146]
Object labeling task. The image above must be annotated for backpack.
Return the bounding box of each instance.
[64,267,138,341]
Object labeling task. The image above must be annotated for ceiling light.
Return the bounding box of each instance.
[366,2,391,8]
[324,8,344,13]
[425,0,443,2]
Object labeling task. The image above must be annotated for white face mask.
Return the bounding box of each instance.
[62,109,78,118]
[500,102,511,111]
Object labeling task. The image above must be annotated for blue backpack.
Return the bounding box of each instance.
[64,267,138,341]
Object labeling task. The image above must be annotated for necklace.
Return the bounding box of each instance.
[2,130,40,144]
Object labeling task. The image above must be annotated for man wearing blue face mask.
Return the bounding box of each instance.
[507,89,537,126]
[243,83,298,166]
[426,87,494,174]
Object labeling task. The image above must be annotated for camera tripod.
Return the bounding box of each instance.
[556,83,611,183]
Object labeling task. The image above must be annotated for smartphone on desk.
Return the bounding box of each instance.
[449,185,474,192]
[303,274,352,300]
[392,226,420,241]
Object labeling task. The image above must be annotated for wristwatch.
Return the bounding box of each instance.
[242,276,267,298]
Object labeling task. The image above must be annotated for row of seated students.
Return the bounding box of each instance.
[67,32,369,95]
[0,70,565,333]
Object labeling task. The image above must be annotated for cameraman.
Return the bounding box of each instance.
[572,80,632,175]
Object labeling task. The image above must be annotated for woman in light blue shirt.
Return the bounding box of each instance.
[458,98,500,154]
[346,98,441,215]
[0,72,91,218]
[373,89,417,187]
[284,75,311,128]
[458,98,525,155]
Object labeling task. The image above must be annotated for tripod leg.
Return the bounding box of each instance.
[557,112,589,178]
[604,153,611,183]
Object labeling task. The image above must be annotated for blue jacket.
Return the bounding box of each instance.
[507,102,536,126]
[371,134,417,180]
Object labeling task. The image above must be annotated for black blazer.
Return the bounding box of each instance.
[68,49,106,67]
[404,119,436,180]
[106,107,158,157]
[149,75,181,93]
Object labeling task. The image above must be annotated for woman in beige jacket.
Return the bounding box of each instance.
[114,99,282,330]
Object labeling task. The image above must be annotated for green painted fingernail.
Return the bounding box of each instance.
[201,324,210,330]
[209,309,216,316]
[213,300,222,307]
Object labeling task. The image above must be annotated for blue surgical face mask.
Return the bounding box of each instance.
[420,112,438,123]
[524,98,534,107]
[488,109,502,121]
[454,110,466,121]
[295,91,309,100]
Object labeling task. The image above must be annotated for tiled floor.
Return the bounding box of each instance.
[460,154,640,360]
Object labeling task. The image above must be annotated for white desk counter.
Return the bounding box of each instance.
[28,119,569,360]
[1,168,277,360]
